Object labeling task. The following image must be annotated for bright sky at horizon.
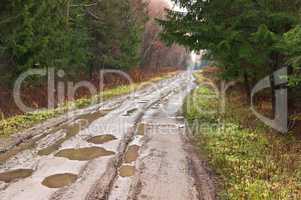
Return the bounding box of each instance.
[163,0,199,63]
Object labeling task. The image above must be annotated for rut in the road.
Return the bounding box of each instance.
[0,73,217,200]
[105,74,207,200]
[87,86,173,200]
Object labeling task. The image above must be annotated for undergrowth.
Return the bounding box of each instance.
[184,71,301,200]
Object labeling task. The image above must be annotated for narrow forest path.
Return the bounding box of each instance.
[0,72,215,200]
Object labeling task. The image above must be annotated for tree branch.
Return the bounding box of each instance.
[86,10,100,20]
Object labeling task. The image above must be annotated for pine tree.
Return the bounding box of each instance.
[0,0,89,81]
[87,0,147,74]
[160,0,301,114]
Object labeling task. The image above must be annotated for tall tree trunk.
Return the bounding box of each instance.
[89,66,93,80]
[89,60,96,80]
[243,71,251,105]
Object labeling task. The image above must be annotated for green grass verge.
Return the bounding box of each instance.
[0,74,172,137]
[184,71,301,200]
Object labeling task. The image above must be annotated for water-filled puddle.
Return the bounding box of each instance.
[38,123,82,156]
[119,165,135,177]
[137,123,145,136]
[55,147,115,161]
[38,111,108,156]
[0,169,33,183]
[42,173,78,188]
[0,127,63,164]
[124,145,140,163]
[38,144,62,156]
[0,110,111,164]
[87,135,117,144]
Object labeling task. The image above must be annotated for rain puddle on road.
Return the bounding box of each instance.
[87,135,117,144]
[0,123,67,164]
[119,165,135,177]
[124,145,140,163]
[137,123,146,136]
[37,139,65,156]
[42,173,78,188]
[0,110,109,163]
[55,147,115,161]
[38,123,82,156]
[38,110,108,156]
[0,169,33,183]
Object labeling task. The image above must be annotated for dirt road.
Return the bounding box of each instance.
[0,72,215,200]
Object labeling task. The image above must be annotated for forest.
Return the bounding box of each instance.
[161,0,301,131]
[0,0,190,116]
[161,0,301,198]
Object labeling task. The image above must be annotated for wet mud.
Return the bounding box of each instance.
[0,169,33,183]
[38,110,108,156]
[1,110,108,163]
[42,173,78,188]
[87,135,117,145]
[137,123,146,136]
[123,108,138,116]
[124,145,140,163]
[119,165,135,177]
[55,147,115,161]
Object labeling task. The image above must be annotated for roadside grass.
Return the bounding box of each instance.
[0,73,174,137]
[184,71,301,200]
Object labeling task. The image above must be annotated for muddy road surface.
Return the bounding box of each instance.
[0,72,215,200]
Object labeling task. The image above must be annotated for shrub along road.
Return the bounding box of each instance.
[184,70,301,199]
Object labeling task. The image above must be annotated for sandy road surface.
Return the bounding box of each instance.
[0,72,215,200]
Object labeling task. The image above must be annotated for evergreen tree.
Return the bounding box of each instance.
[0,0,89,81]
[160,0,301,114]
[87,0,147,74]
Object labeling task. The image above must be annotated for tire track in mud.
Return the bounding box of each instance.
[101,74,196,200]
[0,101,124,165]
[0,91,131,199]
[104,73,216,200]
[86,80,179,200]
[0,73,201,200]
[49,75,185,200]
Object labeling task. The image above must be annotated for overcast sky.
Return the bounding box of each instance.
[166,0,183,11]
[161,0,199,62]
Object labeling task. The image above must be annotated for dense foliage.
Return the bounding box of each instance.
[0,0,90,81]
[160,0,301,117]
[184,73,301,199]
[87,0,147,73]
[1,0,188,84]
